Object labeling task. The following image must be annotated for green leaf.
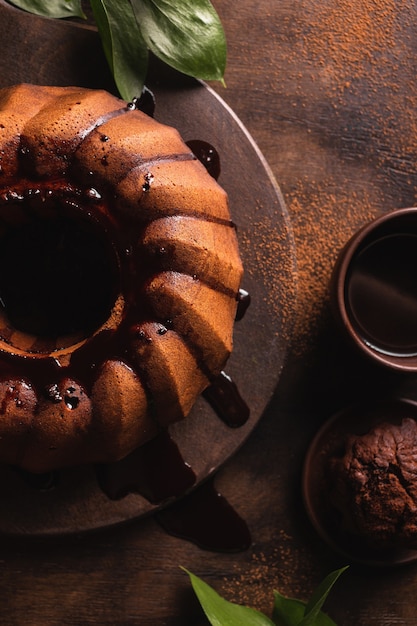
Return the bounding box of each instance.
[272,593,336,626]
[298,567,348,626]
[183,569,275,626]
[90,0,149,100]
[6,0,85,18]
[6,0,227,98]
[272,567,347,626]
[130,0,226,82]
[272,594,307,626]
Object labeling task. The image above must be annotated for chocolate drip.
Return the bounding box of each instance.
[0,354,62,397]
[236,288,251,321]
[134,86,156,117]
[156,479,251,552]
[14,468,58,491]
[96,432,196,502]
[186,140,221,180]
[204,371,250,428]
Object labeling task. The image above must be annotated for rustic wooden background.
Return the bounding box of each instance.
[1,0,417,623]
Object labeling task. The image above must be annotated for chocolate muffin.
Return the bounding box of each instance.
[329,418,417,550]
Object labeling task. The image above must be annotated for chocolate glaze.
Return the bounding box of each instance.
[236,288,251,321]
[14,468,58,491]
[96,432,196,502]
[186,140,221,180]
[156,480,251,552]
[203,371,250,428]
[132,86,156,118]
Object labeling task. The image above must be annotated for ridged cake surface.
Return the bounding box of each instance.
[0,84,243,472]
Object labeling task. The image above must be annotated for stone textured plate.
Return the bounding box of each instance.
[0,0,297,534]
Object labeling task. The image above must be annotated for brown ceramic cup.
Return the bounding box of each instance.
[331,207,417,372]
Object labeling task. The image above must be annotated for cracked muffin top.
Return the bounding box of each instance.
[329,417,417,549]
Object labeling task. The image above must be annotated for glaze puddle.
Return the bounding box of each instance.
[156,479,251,552]
[96,432,196,502]
[94,368,251,551]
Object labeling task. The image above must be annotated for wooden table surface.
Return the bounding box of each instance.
[2,1,417,624]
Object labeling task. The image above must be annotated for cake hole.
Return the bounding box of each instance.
[0,213,120,352]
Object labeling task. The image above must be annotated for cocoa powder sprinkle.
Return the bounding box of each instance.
[275,0,417,354]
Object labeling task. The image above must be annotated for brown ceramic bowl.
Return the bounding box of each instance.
[302,397,417,566]
[331,207,417,372]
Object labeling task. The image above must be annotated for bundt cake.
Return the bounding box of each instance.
[0,83,243,473]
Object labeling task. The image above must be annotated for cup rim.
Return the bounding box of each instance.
[333,207,417,371]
